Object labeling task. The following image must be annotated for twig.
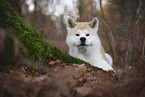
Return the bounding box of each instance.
[102,19,116,59]
[99,0,104,18]
[142,39,145,59]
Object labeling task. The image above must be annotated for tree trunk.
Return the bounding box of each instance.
[0,0,101,71]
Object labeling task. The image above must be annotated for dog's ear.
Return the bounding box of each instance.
[89,17,99,31]
[66,17,76,28]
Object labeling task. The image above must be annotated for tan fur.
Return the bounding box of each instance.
[68,22,96,36]
[101,47,106,60]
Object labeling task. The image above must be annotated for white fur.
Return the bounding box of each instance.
[66,17,114,71]
[105,53,113,66]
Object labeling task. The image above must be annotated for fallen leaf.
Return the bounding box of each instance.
[75,87,92,96]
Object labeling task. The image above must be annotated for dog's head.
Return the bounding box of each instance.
[66,17,100,49]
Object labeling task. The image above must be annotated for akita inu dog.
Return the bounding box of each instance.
[66,16,114,71]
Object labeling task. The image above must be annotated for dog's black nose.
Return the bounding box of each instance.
[80,37,86,44]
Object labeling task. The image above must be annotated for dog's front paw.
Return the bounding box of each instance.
[94,60,115,72]
[101,65,115,72]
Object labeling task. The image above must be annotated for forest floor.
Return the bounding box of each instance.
[0,57,145,97]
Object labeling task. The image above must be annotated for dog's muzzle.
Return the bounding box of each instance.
[77,37,89,47]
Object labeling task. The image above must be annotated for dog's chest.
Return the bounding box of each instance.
[69,47,100,64]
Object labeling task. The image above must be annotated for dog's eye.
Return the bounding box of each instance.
[86,34,90,36]
[76,34,80,36]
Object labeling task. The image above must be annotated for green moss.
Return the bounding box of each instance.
[0,0,53,62]
[0,0,101,71]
